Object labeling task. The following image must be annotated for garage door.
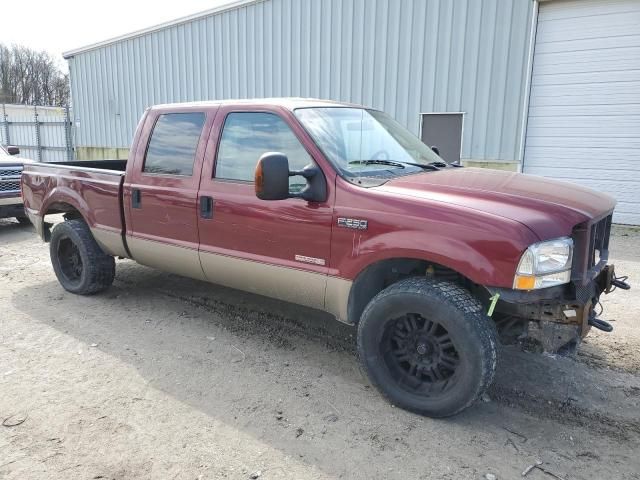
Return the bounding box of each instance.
[523,0,640,225]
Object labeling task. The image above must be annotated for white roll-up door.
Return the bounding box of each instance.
[523,0,640,225]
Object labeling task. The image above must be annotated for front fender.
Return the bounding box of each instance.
[333,219,537,289]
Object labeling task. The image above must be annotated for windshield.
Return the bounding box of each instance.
[294,107,446,179]
[0,145,8,157]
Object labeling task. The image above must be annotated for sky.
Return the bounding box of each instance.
[2,0,232,70]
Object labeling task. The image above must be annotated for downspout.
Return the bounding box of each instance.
[517,0,540,173]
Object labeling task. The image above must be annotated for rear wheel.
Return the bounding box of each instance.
[357,277,498,417]
[50,219,115,294]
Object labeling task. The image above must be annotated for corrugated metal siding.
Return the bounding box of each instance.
[68,0,534,162]
[1,111,71,162]
[523,0,640,225]
[2,104,66,118]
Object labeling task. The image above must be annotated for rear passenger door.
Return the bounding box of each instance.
[197,106,334,310]
[125,108,214,279]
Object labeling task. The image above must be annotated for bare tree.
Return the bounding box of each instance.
[0,43,69,106]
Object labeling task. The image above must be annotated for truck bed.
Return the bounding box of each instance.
[22,160,128,256]
[43,159,128,171]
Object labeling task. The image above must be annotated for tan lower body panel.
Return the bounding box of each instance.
[200,250,328,311]
[125,237,353,322]
[127,236,206,281]
[325,277,352,323]
[91,227,128,258]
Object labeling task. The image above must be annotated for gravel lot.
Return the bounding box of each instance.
[1,217,639,479]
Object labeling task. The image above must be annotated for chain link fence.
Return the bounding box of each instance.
[0,104,73,161]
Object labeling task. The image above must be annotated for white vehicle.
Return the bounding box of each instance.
[0,145,31,224]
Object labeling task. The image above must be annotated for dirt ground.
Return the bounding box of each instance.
[1,217,639,480]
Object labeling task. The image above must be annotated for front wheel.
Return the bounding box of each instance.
[357,277,498,417]
[50,219,115,295]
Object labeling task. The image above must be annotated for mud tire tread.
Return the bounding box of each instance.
[49,219,115,295]
[357,277,498,417]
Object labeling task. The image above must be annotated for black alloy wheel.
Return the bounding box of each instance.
[57,235,84,286]
[357,277,498,417]
[382,312,460,394]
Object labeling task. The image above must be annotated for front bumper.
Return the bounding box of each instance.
[0,197,25,219]
[488,264,630,353]
[0,195,22,206]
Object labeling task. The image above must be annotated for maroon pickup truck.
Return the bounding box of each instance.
[22,98,630,417]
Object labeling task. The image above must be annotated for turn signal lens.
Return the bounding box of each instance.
[514,275,536,290]
[514,270,572,290]
[254,161,264,195]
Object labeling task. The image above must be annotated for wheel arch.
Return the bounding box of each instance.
[40,198,88,242]
[345,256,475,325]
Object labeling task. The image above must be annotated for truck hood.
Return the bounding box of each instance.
[377,168,616,240]
[0,156,33,165]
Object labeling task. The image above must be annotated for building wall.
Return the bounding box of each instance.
[67,0,535,166]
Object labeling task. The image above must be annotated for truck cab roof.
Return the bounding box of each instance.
[150,97,364,112]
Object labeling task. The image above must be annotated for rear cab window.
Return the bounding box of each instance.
[144,112,206,176]
[214,112,313,191]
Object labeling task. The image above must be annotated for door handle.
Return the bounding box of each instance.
[200,196,214,219]
[132,189,142,209]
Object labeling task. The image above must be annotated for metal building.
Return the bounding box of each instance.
[63,0,640,224]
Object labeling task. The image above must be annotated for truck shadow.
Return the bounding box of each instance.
[0,217,33,239]
[11,261,640,477]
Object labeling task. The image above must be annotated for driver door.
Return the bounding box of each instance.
[197,105,335,310]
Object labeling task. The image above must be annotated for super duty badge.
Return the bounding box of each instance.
[337,217,368,230]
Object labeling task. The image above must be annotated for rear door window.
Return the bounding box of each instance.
[144,112,206,176]
[215,112,312,188]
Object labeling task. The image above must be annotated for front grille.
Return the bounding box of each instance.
[0,165,23,195]
[0,180,20,192]
[571,213,612,285]
[588,214,612,268]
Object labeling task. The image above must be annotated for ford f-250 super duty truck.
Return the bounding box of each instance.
[21,98,630,417]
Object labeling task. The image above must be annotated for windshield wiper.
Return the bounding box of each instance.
[348,160,443,172]
[401,161,440,171]
[427,161,448,168]
[348,160,406,169]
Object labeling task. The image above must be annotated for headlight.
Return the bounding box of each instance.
[514,237,573,290]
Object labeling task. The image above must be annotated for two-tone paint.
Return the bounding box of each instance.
[21,99,616,324]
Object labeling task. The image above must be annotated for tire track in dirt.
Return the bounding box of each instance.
[120,277,640,443]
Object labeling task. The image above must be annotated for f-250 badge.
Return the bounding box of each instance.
[337,217,368,230]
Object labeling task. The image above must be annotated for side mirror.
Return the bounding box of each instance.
[255,152,327,202]
[430,145,440,156]
[255,152,290,200]
[7,146,20,156]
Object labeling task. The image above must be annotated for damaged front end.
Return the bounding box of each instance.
[489,214,630,355]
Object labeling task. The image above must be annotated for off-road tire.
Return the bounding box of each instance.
[357,277,498,418]
[50,219,115,295]
[16,215,31,226]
